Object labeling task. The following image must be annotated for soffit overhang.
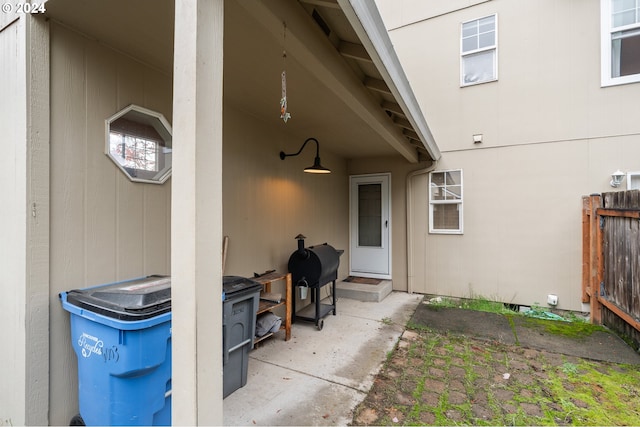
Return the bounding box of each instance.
[44,0,440,162]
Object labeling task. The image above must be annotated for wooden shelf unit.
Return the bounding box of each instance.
[253,271,292,343]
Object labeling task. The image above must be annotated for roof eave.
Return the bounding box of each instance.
[338,0,441,162]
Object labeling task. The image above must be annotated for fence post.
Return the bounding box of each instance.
[589,194,603,324]
[581,196,591,303]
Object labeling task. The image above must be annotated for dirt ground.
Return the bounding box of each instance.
[351,324,640,426]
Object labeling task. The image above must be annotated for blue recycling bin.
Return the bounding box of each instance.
[60,276,172,426]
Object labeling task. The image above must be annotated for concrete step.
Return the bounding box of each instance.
[336,278,393,302]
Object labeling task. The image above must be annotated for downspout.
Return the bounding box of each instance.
[406,161,438,294]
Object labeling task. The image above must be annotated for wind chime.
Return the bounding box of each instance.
[280,22,292,123]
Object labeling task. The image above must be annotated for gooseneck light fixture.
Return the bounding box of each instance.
[280,137,331,174]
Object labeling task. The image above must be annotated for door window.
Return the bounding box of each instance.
[358,183,382,247]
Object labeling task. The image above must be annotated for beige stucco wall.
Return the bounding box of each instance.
[381,0,619,150]
[376,0,491,30]
[222,102,350,304]
[409,136,640,309]
[348,156,435,292]
[378,0,640,310]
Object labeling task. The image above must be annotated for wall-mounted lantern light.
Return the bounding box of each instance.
[280,137,331,174]
[610,169,625,187]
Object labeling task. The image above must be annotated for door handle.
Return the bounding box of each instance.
[385,220,388,228]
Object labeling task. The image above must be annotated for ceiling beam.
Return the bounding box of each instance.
[338,41,373,63]
[299,0,341,9]
[237,0,420,162]
[417,150,431,162]
[364,77,391,95]
[403,128,419,140]
[381,101,404,117]
[393,116,413,130]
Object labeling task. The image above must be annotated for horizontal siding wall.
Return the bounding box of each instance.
[48,22,172,426]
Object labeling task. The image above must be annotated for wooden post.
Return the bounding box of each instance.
[582,196,591,303]
[172,0,224,424]
[589,194,603,324]
[285,273,292,341]
[1,13,51,426]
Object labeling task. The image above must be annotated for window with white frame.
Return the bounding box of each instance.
[109,131,160,173]
[601,0,640,86]
[627,172,640,189]
[461,14,497,86]
[429,170,463,234]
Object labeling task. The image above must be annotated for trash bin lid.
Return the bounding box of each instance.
[65,275,171,321]
[223,276,262,298]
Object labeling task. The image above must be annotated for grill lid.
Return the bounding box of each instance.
[287,235,342,287]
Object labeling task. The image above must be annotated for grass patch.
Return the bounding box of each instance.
[427,295,596,329]
[352,327,640,426]
[427,295,515,315]
[560,361,579,375]
[380,316,393,325]
[352,296,640,426]
[522,315,607,338]
[545,359,640,425]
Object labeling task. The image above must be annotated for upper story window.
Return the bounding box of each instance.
[601,0,640,86]
[461,14,497,86]
[429,170,463,234]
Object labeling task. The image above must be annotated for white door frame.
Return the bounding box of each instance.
[349,173,392,279]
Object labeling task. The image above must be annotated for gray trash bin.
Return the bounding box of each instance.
[222,276,262,398]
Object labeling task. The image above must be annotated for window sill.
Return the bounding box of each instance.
[460,78,498,88]
[601,75,640,87]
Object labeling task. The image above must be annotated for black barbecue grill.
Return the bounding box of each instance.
[287,234,343,330]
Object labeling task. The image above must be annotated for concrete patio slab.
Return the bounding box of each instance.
[411,304,518,345]
[411,302,640,365]
[223,292,422,426]
[511,315,640,364]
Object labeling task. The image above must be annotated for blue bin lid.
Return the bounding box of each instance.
[64,275,171,321]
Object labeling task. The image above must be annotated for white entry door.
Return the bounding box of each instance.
[349,173,391,279]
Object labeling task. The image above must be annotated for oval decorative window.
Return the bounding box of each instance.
[105,105,172,184]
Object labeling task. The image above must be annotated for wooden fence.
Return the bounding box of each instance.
[583,191,640,349]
